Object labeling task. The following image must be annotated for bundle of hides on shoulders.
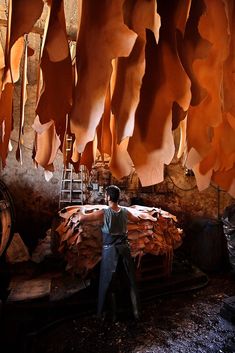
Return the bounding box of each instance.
[55,204,183,276]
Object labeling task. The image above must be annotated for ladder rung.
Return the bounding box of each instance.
[61,190,83,193]
[59,198,83,201]
[62,179,82,182]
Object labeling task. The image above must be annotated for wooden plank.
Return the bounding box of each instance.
[7,278,51,302]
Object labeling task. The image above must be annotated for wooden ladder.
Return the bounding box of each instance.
[59,136,87,209]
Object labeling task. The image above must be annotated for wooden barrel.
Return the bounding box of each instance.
[0,180,15,257]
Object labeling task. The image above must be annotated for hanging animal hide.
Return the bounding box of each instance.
[70,0,137,153]
[128,0,191,186]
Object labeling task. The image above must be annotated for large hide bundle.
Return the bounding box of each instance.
[55,204,183,277]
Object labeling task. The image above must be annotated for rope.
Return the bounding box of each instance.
[209,182,226,193]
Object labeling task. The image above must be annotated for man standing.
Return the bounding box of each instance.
[78,185,140,320]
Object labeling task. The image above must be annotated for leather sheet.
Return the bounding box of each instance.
[36,0,72,139]
[70,0,137,153]
[33,117,60,171]
[128,0,191,186]
[186,0,230,165]
[111,0,160,143]
[34,0,72,172]
[0,83,14,167]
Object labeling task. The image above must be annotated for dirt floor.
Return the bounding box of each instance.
[24,270,235,353]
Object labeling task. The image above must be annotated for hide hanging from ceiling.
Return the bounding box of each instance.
[0,0,235,197]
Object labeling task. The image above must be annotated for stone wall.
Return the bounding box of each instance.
[87,161,234,225]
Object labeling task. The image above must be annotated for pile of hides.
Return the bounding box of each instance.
[55,205,183,277]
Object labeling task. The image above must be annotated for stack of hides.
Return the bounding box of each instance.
[55,205,183,277]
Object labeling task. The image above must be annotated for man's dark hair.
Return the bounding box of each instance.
[105,185,121,203]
